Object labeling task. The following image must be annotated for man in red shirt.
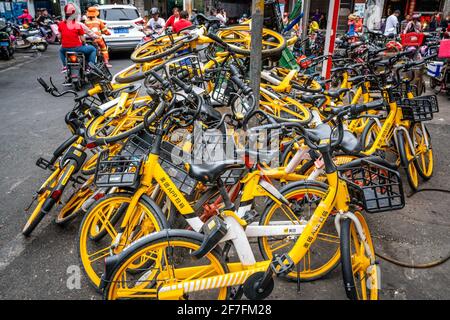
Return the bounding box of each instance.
[172,10,192,33]
[58,3,97,67]
[164,7,180,32]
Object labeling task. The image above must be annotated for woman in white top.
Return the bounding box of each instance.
[216,9,227,26]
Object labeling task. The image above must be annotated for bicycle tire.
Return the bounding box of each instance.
[410,123,433,180]
[258,180,341,282]
[103,230,230,300]
[397,130,419,191]
[131,40,185,63]
[340,217,378,300]
[78,192,168,289]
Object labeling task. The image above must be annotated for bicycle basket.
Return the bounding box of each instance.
[94,150,143,188]
[163,53,205,89]
[210,68,234,105]
[398,95,439,122]
[160,140,198,195]
[120,131,155,158]
[339,160,405,214]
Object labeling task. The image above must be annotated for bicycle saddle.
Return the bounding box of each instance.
[187,160,244,184]
[337,155,397,171]
[306,124,361,154]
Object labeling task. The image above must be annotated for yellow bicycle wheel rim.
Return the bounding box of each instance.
[260,187,340,280]
[79,196,163,287]
[105,240,228,300]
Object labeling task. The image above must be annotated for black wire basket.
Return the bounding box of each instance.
[94,132,153,188]
[339,160,405,214]
[211,68,234,105]
[398,95,439,122]
[94,151,143,188]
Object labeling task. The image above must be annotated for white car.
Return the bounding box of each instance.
[97,4,145,51]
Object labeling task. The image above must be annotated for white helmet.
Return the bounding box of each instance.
[151,7,159,15]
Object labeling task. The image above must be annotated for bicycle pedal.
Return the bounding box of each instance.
[270,253,295,276]
[191,216,228,259]
[24,195,38,212]
[36,157,52,170]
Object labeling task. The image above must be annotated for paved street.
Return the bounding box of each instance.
[0,46,449,300]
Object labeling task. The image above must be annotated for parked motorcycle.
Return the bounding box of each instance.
[12,23,48,52]
[0,19,15,60]
[39,16,60,44]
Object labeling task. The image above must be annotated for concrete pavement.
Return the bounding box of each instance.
[0,46,449,299]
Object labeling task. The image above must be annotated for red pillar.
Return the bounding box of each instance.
[322,0,341,79]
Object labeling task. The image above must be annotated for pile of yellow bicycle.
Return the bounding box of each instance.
[25,22,439,300]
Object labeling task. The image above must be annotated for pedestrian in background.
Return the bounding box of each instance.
[404,14,422,33]
[311,9,321,22]
[384,9,400,36]
[172,10,192,33]
[318,14,326,29]
[164,7,180,32]
[146,7,165,35]
[216,9,227,26]
[401,14,411,33]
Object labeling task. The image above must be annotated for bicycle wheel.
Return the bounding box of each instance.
[23,160,77,236]
[259,181,340,281]
[397,130,419,191]
[22,167,62,236]
[216,25,286,58]
[55,179,94,226]
[340,214,379,300]
[86,100,151,144]
[429,77,442,95]
[78,193,167,288]
[115,60,163,84]
[131,36,186,63]
[103,231,230,300]
[410,122,433,179]
[360,119,382,150]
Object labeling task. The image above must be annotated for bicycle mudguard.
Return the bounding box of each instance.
[100,229,204,290]
[52,135,78,161]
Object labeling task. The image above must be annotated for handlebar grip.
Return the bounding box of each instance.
[171,77,192,94]
[37,77,50,92]
[207,32,229,49]
[350,99,385,115]
[148,70,171,89]
[230,75,252,95]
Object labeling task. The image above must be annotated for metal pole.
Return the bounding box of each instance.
[302,0,310,40]
[250,0,264,102]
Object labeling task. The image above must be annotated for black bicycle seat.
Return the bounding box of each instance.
[187,160,244,184]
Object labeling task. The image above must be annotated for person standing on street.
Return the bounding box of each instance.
[190,8,199,26]
[404,14,422,33]
[216,9,227,26]
[164,7,180,32]
[85,7,112,68]
[384,9,400,36]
